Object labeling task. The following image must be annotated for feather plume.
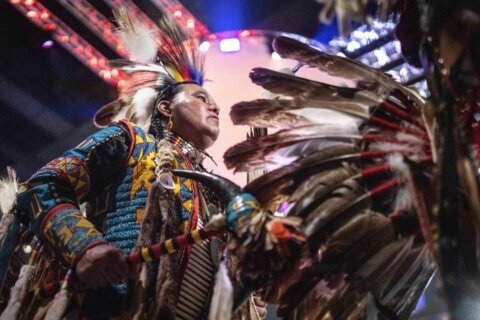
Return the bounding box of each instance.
[114,8,157,63]
[44,290,71,320]
[287,164,359,218]
[387,154,414,211]
[224,124,360,172]
[279,212,396,318]
[244,144,357,206]
[272,36,423,104]
[230,98,369,129]
[208,260,233,320]
[250,68,381,104]
[127,87,158,131]
[0,265,34,320]
[156,10,205,84]
[0,167,18,214]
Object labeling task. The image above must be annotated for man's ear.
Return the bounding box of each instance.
[157,100,172,118]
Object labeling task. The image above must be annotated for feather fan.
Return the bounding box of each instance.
[250,68,381,104]
[224,124,360,172]
[272,36,421,102]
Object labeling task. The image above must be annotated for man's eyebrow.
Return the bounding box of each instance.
[193,90,207,95]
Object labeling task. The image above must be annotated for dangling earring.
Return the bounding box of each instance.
[167,116,173,131]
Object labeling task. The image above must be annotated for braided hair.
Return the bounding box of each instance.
[148,84,183,141]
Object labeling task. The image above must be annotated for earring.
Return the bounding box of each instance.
[167,116,173,131]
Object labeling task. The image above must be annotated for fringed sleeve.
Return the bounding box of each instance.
[15,120,135,265]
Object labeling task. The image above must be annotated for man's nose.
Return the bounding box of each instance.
[209,103,220,115]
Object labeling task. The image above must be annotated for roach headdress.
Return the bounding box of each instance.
[94,8,205,129]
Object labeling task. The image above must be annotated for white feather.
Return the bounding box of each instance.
[0,167,18,213]
[0,265,34,320]
[387,153,409,176]
[120,63,169,74]
[387,154,414,211]
[395,132,425,145]
[129,87,158,131]
[117,22,157,63]
[393,185,414,211]
[44,290,70,320]
[0,214,15,248]
[208,260,233,320]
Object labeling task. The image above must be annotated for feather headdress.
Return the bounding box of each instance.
[94,8,205,129]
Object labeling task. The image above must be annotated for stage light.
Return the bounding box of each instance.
[10,0,21,4]
[199,41,210,52]
[220,38,240,53]
[103,70,111,81]
[58,35,69,42]
[89,58,98,67]
[239,30,250,37]
[173,10,182,18]
[26,10,37,18]
[111,68,119,77]
[187,19,195,29]
[40,12,49,20]
[271,52,282,61]
[42,40,54,49]
[117,80,127,89]
[44,23,56,31]
[346,40,360,52]
[24,0,35,6]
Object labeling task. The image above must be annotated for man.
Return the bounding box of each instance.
[5,10,262,320]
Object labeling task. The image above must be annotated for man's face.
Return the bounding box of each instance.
[169,83,220,149]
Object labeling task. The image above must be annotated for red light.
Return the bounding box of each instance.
[44,23,56,31]
[26,11,37,19]
[239,30,251,37]
[99,70,106,77]
[186,19,195,29]
[208,34,216,40]
[24,0,35,5]
[89,58,98,67]
[117,80,126,89]
[111,69,119,77]
[98,58,107,68]
[10,0,21,4]
[103,71,111,81]
[58,35,69,42]
[173,10,182,18]
[40,12,49,20]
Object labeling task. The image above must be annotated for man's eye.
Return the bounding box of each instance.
[198,95,207,103]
